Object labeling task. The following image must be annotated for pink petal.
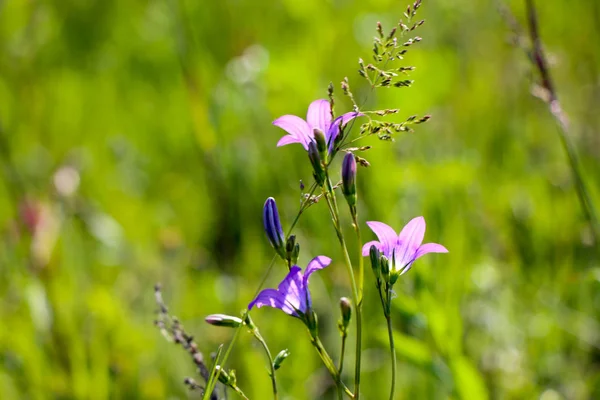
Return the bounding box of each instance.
[306,99,332,134]
[273,115,312,149]
[366,221,397,255]
[414,243,448,260]
[395,216,426,268]
[277,135,304,147]
[361,240,382,256]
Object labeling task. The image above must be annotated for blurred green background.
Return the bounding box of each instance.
[1,0,599,398]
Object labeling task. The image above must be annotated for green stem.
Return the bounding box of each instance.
[338,331,347,375]
[352,214,364,301]
[252,329,278,400]
[323,177,362,399]
[203,183,321,398]
[385,287,396,400]
[310,334,355,398]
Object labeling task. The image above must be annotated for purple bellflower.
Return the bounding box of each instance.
[273,99,362,153]
[248,255,331,318]
[362,216,448,275]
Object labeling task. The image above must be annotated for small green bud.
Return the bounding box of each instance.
[273,349,291,370]
[205,314,243,328]
[308,141,325,186]
[369,245,381,281]
[292,242,300,265]
[339,297,352,329]
[215,365,231,385]
[380,255,390,281]
[313,128,328,162]
[285,235,298,265]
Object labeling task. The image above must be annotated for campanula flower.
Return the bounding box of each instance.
[362,217,447,275]
[273,99,362,153]
[248,256,331,318]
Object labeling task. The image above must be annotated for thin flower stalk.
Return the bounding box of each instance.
[323,174,363,399]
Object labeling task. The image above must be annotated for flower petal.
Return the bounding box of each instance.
[248,288,298,316]
[327,111,364,151]
[277,135,304,147]
[361,240,382,256]
[277,266,304,313]
[273,115,312,150]
[306,99,332,134]
[302,255,331,310]
[395,216,426,269]
[414,243,448,260]
[304,255,331,281]
[365,221,397,257]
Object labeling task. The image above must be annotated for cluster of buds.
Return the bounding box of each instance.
[369,246,400,289]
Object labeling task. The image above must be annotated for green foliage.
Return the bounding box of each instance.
[1,0,599,399]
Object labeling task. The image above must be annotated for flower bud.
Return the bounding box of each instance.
[273,349,291,370]
[216,365,232,385]
[342,152,357,207]
[380,255,390,280]
[339,297,352,329]
[263,197,286,259]
[205,314,243,328]
[313,128,328,162]
[308,141,325,186]
[369,245,381,281]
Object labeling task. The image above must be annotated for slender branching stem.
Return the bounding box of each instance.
[203,183,321,398]
[338,331,347,375]
[352,214,365,301]
[251,329,278,399]
[310,334,355,398]
[385,286,396,400]
[323,175,363,399]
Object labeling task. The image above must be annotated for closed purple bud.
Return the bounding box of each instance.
[263,197,286,258]
[342,152,357,207]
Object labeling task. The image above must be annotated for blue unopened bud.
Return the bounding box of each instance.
[342,152,357,208]
[369,245,381,281]
[273,349,291,370]
[205,314,243,328]
[308,141,326,186]
[263,197,286,259]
